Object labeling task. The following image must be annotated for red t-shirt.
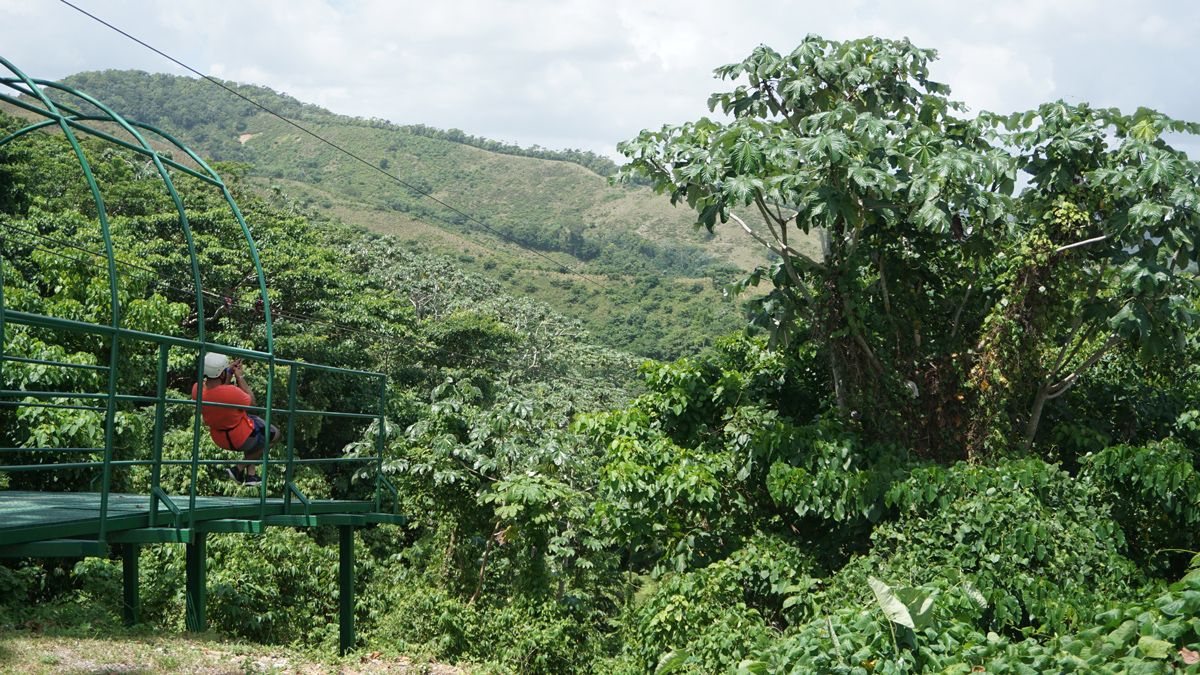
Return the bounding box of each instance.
[191,383,254,450]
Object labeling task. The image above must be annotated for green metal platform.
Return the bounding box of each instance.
[0,491,377,548]
[0,490,404,649]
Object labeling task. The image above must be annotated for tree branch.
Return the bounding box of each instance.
[1046,334,1122,400]
[731,210,786,256]
[948,283,973,342]
[731,210,816,305]
[1049,271,1112,380]
[1050,310,1092,381]
[1055,234,1109,254]
[1051,322,1099,381]
[752,197,820,266]
[762,83,804,133]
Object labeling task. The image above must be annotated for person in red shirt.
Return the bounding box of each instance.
[192,352,280,485]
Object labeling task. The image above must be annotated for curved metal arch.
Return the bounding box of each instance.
[15,80,209,344]
[0,55,124,536]
[10,83,281,434]
[0,75,278,357]
[0,58,277,517]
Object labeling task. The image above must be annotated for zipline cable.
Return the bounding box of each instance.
[54,0,610,291]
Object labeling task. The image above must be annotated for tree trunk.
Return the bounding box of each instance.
[1023,383,1051,451]
[828,349,848,412]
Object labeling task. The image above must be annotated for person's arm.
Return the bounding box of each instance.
[231,359,255,406]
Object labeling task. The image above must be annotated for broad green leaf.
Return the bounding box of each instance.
[1107,619,1139,646]
[736,660,770,675]
[869,576,914,629]
[1136,635,1172,659]
[654,650,692,674]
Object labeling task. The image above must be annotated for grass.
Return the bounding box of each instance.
[0,629,467,674]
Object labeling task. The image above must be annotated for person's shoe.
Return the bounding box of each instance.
[241,472,262,487]
[225,466,244,483]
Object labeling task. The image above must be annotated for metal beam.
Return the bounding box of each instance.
[263,514,365,528]
[194,519,264,534]
[107,528,193,544]
[122,543,140,626]
[0,539,108,558]
[338,525,355,655]
[185,532,207,632]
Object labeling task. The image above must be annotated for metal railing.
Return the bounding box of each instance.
[0,306,399,539]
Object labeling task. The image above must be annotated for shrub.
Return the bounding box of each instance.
[746,560,1200,673]
[1081,439,1200,576]
[139,529,351,648]
[617,534,819,673]
[370,580,608,673]
[821,459,1142,635]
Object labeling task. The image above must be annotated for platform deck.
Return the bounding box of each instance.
[0,491,373,547]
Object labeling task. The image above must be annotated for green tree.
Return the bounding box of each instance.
[619,35,1200,459]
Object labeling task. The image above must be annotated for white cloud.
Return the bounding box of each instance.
[2,0,1199,159]
[937,42,1055,114]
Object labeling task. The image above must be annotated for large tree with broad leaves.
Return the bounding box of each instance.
[619,35,1199,461]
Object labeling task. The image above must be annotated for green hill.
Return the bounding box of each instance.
[43,70,787,359]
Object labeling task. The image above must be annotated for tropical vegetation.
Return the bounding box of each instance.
[2,34,1199,673]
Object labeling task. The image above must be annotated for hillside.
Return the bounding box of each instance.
[41,69,792,359]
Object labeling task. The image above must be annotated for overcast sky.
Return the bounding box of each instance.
[2,0,1199,159]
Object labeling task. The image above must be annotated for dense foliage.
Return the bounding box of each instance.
[3,34,1200,674]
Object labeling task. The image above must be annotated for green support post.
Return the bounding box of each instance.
[338,525,355,655]
[283,365,299,513]
[374,374,387,512]
[258,354,275,515]
[185,532,207,632]
[1,236,6,387]
[149,343,168,526]
[122,543,140,626]
[189,351,205,528]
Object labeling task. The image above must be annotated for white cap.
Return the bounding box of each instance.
[203,352,230,378]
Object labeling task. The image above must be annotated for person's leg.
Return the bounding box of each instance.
[240,417,267,479]
[242,444,264,476]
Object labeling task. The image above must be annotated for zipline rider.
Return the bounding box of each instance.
[192,353,280,486]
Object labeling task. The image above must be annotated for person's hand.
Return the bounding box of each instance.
[230,359,245,378]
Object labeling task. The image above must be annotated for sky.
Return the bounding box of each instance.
[2,0,1199,159]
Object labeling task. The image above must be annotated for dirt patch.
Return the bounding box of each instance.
[238,133,258,144]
